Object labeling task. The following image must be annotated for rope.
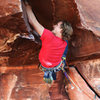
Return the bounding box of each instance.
[60,61,74,89]
[63,69,74,89]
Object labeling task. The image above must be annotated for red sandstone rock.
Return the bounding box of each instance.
[75,59,100,96]
[49,71,69,100]
[0,74,17,100]
[0,0,100,99]
[0,0,100,62]
[67,67,100,100]
[75,0,100,37]
[0,28,20,52]
[25,0,100,60]
[6,68,50,100]
[69,29,100,60]
[0,0,21,17]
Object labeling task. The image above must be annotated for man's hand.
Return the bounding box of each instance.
[24,0,31,10]
[24,0,29,5]
[24,0,31,8]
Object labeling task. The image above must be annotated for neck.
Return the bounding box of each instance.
[52,30,62,39]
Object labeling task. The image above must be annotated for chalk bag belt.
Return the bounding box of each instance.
[39,58,67,84]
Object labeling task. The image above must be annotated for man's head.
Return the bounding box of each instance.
[52,21,73,40]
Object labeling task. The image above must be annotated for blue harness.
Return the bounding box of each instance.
[40,40,68,84]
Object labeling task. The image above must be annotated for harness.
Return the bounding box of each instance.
[39,40,69,84]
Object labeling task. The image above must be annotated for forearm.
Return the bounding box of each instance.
[26,6,37,25]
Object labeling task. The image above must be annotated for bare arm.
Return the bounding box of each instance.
[25,3,44,36]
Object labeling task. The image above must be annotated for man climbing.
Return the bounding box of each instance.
[25,1,73,84]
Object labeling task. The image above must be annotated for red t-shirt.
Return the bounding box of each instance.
[39,29,67,68]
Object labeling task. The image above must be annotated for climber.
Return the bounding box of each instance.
[24,1,73,83]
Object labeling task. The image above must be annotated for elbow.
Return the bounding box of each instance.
[28,18,32,25]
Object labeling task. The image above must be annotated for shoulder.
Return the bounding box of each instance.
[40,28,54,40]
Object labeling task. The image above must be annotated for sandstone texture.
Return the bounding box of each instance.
[0,0,100,99]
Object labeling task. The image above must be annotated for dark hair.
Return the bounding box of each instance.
[60,21,73,41]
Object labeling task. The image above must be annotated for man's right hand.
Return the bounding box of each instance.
[24,0,29,6]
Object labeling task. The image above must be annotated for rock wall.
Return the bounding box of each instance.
[75,0,100,36]
[0,0,100,99]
